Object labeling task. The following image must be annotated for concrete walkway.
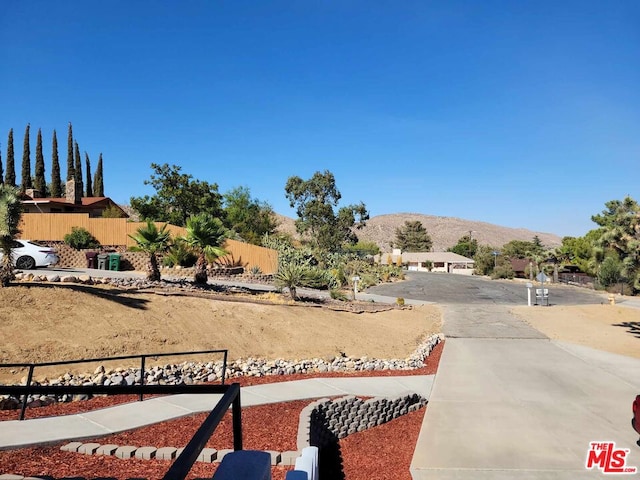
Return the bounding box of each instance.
[410,304,640,479]
[0,375,434,450]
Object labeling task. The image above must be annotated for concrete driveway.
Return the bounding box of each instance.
[368,273,640,479]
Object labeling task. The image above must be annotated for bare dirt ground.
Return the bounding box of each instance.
[0,284,442,382]
[511,303,640,358]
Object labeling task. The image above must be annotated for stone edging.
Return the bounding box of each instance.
[24,393,426,472]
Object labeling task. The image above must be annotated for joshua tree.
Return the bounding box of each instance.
[0,185,22,287]
[128,221,171,281]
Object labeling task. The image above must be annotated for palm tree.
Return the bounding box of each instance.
[128,221,171,281]
[183,213,228,285]
[0,185,23,287]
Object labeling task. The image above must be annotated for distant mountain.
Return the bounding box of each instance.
[275,213,562,252]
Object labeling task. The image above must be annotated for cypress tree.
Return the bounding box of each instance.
[85,152,93,197]
[50,130,62,197]
[21,123,32,193]
[34,128,46,195]
[74,141,83,196]
[5,129,15,186]
[94,153,104,196]
[66,122,74,181]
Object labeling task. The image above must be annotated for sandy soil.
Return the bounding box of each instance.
[0,284,442,382]
[511,303,640,358]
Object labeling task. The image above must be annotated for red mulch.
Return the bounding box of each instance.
[0,341,443,480]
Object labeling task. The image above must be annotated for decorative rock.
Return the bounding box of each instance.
[60,442,83,452]
[155,446,178,460]
[198,448,217,463]
[96,444,119,456]
[77,443,101,454]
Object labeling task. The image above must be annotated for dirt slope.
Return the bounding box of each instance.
[0,284,441,381]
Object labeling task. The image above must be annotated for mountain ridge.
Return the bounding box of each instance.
[275,212,562,252]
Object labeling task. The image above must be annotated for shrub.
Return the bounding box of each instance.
[63,227,100,250]
[491,263,515,279]
[162,239,197,267]
[396,297,405,306]
[250,265,262,275]
[330,289,349,301]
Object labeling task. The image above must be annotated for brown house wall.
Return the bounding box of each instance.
[18,213,278,274]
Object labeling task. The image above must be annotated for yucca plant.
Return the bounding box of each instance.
[0,185,22,287]
[275,262,313,300]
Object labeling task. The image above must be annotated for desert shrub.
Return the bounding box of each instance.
[491,263,515,279]
[396,297,405,306]
[63,227,100,250]
[330,289,349,301]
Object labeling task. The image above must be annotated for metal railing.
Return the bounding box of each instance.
[0,348,228,420]
[0,382,243,480]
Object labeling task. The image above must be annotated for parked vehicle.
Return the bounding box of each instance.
[0,240,59,269]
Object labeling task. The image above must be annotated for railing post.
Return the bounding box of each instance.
[222,351,227,385]
[232,388,243,451]
[19,365,35,421]
[139,355,146,402]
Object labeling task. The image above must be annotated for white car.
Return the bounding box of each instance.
[0,240,60,269]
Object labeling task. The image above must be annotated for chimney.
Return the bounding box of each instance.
[65,179,81,204]
[25,188,42,199]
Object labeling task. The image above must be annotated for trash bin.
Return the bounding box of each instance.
[108,253,121,271]
[97,254,109,270]
[85,251,98,269]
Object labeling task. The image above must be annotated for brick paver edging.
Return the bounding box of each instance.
[0,393,426,479]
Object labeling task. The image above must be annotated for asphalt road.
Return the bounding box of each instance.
[366,271,609,307]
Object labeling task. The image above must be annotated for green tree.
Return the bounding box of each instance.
[66,123,74,182]
[183,213,228,284]
[501,239,541,259]
[0,185,22,286]
[21,124,32,193]
[474,244,499,276]
[74,141,83,196]
[394,221,432,252]
[597,255,622,289]
[223,186,277,244]
[85,153,93,197]
[448,234,478,258]
[0,144,3,185]
[128,221,171,281]
[94,153,104,196]
[34,128,46,195]
[131,163,223,227]
[284,170,369,252]
[343,240,381,256]
[50,129,62,197]
[591,196,640,291]
[5,129,15,187]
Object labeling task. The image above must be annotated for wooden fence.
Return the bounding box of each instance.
[18,213,278,274]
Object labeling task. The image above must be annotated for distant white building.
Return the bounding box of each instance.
[377,249,475,275]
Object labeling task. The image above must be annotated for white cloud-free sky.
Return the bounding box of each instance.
[2,1,638,237]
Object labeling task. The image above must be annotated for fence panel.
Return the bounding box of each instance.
[19,214,278,273]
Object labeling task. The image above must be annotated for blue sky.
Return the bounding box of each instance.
[1,1,638,238]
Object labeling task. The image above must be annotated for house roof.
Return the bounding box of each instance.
[21,195,129,217]
[401,251,474,263]
[378,251,474,264]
